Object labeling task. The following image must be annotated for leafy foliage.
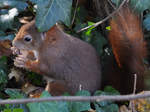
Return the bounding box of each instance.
[5,89,26,99]
[0,0,150,111]
[27,90,91,112]
[35,0,72,32]
[111,0,150,13]
[27,89,119,112]
[93,86,119,112]
[26,72,43,86]
[0,56,8,91]
[130,0,150,12]
[28,91,69,112]
[0,0,28,12]
[143,14,150,31]
[69,90,91,112]
[0,8,18,31]
[3,89,29,112]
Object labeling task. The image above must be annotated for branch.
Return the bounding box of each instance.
[129,74,137,111]
[0,91,150,105]
[77,0,127,33]
[71,0,79,26]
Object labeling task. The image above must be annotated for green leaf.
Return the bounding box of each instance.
[94,87,119,107]
[80,22,96,43]
[130,0,150,12]
[0,8,18,31]
[12,108,24,112]
[36,0,72,32]
[0,9,8,15]
[0,34,15,41]
[103,86,120,95]
[29,0,39,4]
[111,0,121,7]
[143,13,150,31]
[5,89,26,99]
[69,90,91,112]
[0,0,28,12]
[85,22,95,36]
[95,103,119,112]
[3,104,29,112]
[0,56,8,91]
[4,89,28,112]
[73,23,86,32]
[106,26,111,31]
[27,91,69,112]
[3,109,11,112]
[27,72,43,86]
[75,6,88,23]
[0,31,6,36]
[94,91,111,107]
[91,32,107,55]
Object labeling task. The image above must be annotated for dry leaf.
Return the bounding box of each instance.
[0,40,12,57]
[8,68,22,81]
[133,91,150,112]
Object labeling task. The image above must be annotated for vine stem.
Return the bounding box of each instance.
[77,0,127,33]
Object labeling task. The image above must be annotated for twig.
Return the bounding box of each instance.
[133,74,137,94]
[129,74,137,112]
[71,0,79,26]
[0,92,150,105]
[77,0,127,33]
[107,0,116,10]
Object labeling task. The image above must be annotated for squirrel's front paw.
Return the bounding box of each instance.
[14,56,28,68]
[11,47,20,55]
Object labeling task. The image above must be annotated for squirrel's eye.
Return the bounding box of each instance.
[24,35,32,42]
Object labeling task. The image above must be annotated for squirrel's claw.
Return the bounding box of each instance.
[14,56,28,68]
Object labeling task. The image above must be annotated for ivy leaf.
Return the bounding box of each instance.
[69,90,91,112]
[5,89,26,99]
[111,0,150,12]
[0,56,8,91]
[93,87,119,112]
[36,0,72,32]
[0,34,15,41]
[91,32,107,55]
[0,0,28,12]
[130,0,150,12]
[111,0,120,7]
[4,89,29,112]
[143,14,150,31]
[0,8,18,31]
[95,103,119,112]
[75,6,88,23]
[29,0,40,4]
[0,9,8,15]
[85,22,95,37]
[27,91,69,112]
[103,86,120,95]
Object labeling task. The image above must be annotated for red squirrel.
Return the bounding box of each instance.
[11,5,146,95]
[11,21,101,95]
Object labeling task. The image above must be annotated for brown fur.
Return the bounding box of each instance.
[107,6,146,94]
[12,22,101,95]
[12,5,146,95]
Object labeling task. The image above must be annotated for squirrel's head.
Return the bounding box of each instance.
[12,20,46,51]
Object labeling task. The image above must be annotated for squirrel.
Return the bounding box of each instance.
[11,4,146,95]
[11,20,101,95]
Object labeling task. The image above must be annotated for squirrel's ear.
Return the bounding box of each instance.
[40,32,46,40]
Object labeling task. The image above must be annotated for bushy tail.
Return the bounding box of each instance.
[107,5,147,94]
[109,5,146,75]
